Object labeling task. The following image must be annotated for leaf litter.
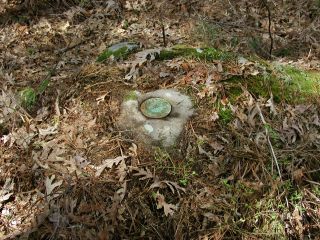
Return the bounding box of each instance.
[0,0,320,239]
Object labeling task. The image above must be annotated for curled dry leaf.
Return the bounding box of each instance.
[134,167,185,195]
[116,159,127,182]
[292,168,304,183]
[10,126,37,149]
[155,191,177,217]
[220,96,229,106]
[248,105,259,126]
[159,72,171,78]
[129,143,138,157]
[255,132,267,145]
[312,114,320,126]
[265,95,277,115]
[0,89,18,119]
[292,207,304,237]
[235,109,247,123]
[150,180,185,196]
[1,134,10,145]
[203,212,220,222]
[0,178,14,206]
[96,93,109,105]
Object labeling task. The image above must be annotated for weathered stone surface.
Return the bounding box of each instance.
[97,42,139,62]
[118,89,194,147]
[108,42,139,52]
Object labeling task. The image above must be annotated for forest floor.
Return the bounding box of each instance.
[0,1,320,239]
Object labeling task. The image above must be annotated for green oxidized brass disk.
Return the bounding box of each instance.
[140,97,172,119]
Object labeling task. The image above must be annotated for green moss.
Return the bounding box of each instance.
[218,106,233,124]
[157,49,180,60]
[124,91,138,101]
[199,47,233,61]
[225,66,318,104]
[273,48,293,57]
[227,82,243,101]
[97,42,139,62]
[281,66,320,95]
[247,75,285,102]
[36,78,50,95]
[122,20,130,29]
[224,64,320,105]
[26,47,36,56]
[157,45,233,61]
[97,46,128,62]
[19,87,36,109]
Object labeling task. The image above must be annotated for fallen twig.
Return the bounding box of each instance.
[305,179,320,187]
[256,103,282,180]
[55,36,94,54]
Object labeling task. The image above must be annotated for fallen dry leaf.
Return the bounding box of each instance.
[45,175,63,200]
[150,180,185,195]
[125,48,161,80]
[155,191,177,216]
[95,156,128,177]
[133,167,154,180]
[0,178,14,207]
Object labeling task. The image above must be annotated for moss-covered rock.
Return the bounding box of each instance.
[157,45,233,61]
[97,42,139,62]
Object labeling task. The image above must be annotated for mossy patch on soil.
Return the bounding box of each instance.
[98,44,233,63]
[281,66,320,95]
[218,106,233,124]
[19,87,36,109]
[225,64,320,104]
[19,75,52,110]
[157,45,233,61]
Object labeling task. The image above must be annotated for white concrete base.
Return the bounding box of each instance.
[118,89,194,147]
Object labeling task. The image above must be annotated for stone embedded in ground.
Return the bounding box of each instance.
[118,89,194,147]
[97,42,139,62]
[108,42,139,53]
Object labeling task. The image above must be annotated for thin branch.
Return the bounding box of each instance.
[161,21,167,47]
[305,179,320,187]
[55,36,94,54]
[256,103,282,181]
[261,0,273,59]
